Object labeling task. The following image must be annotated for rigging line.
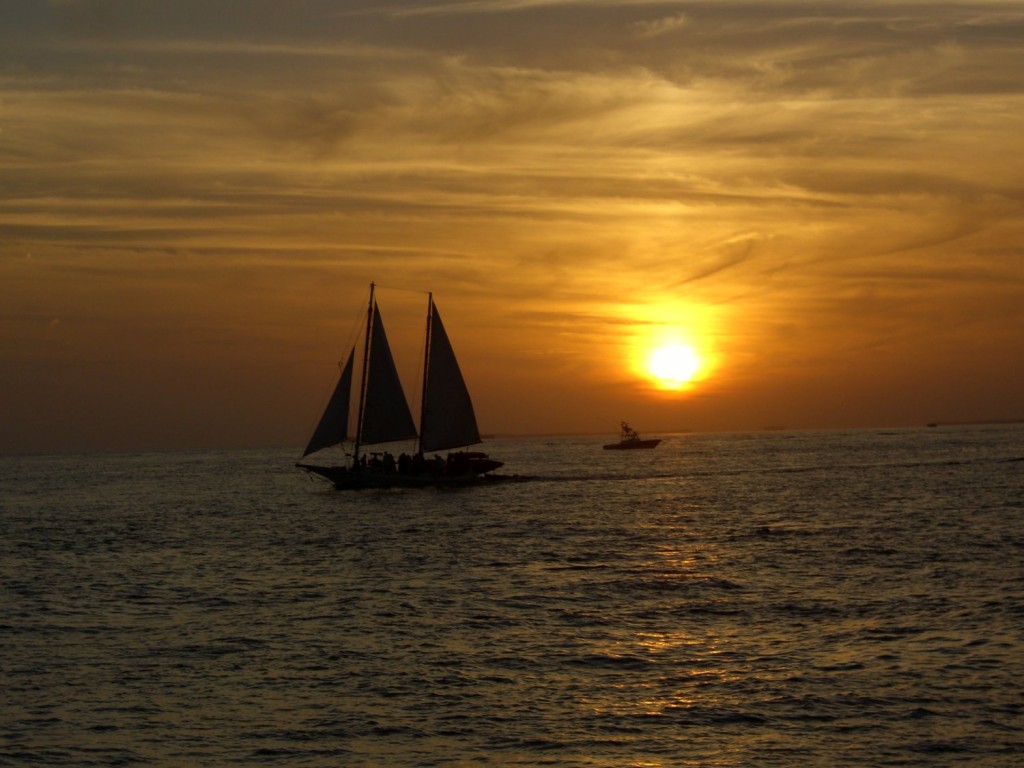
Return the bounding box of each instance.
[338,284,370,363]
[366,282,431,297]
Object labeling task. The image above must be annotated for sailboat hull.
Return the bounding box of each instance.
[297,453,504,490]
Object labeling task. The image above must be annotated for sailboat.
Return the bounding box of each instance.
[296,283,503,489]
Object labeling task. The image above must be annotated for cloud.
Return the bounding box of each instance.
[2,0,1024,448]
[631,13,687,39]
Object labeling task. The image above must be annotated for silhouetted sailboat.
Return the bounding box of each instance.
[297,283,503,489]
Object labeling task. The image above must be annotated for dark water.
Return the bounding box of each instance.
[2,426,1023,766]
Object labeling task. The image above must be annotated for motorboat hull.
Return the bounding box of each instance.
[603,439,661,450]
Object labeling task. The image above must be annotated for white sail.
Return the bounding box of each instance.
[420,302,481,453]
[302,348,354,457]
[360,302,417,445]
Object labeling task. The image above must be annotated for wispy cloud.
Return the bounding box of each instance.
[2,0,1023,448]
[631,13,687,39]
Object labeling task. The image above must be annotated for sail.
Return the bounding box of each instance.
[420,303,481,453]
[360,302,417,445]
[302,348,354,457]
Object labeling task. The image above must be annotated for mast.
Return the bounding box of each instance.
[417,292,433,455]
[352,281,375,465]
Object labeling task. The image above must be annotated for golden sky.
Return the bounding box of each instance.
[2,0,1023,453]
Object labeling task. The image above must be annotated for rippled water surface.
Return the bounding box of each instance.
[2,426,1023,766]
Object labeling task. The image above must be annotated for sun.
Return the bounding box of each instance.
[648,343,701,390]
[620,298,718,393]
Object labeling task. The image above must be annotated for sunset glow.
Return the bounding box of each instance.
[1,2,1023,453]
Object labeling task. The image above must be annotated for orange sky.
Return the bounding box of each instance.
[2,1,1023,453]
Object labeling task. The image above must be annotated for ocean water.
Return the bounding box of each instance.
[1,426,1022,767]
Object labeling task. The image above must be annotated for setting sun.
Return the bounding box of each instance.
[648,343,701,390]
[623,299,717,395]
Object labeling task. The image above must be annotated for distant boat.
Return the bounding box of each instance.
[296,283,503,489]
[603,422,661,450]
